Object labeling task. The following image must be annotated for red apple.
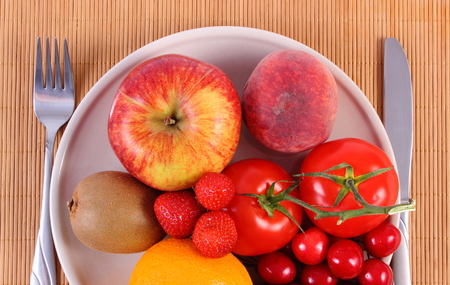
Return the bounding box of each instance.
[242,49,338,153]
[108,54,241,191]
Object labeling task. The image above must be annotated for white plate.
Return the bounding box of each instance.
[51,26,397,284]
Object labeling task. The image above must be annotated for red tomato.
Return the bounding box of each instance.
[223,158,303,256]
[363,221,401,258]
[357,258,393,285]
[299,138,399,238]
[257,251,297,284]
[298,262,338,285]
[327,239,364,280]
[291,226,329,265]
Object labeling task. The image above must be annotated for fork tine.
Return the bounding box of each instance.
[54,38,62,89]
[45,37,53,88]
[63,38,74,92]
[34,37,43,91]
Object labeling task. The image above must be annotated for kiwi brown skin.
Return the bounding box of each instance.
[68,171,166,254]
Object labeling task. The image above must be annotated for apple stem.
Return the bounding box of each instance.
[164,116,176,125]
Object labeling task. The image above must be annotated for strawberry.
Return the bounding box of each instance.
[154,190,206,239]
[192,210,238,258]
[194,172,236,210]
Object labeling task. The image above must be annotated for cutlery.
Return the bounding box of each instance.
[383,37,413,285]
[31,37,75,285]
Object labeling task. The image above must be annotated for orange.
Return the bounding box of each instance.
[128,238,252,285]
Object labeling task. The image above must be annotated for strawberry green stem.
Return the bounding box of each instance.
[240,163,416,228]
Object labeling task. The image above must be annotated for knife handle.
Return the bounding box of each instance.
[392,226,412,285]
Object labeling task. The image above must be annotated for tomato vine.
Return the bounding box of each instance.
[241,162,416,228]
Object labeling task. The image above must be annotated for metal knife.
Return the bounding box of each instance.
[383,37,414,285]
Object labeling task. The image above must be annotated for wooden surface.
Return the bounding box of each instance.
[1,0,448,284]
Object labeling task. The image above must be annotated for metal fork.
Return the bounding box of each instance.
[31,37,75,285]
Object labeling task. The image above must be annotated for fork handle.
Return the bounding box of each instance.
[31,129,58,285]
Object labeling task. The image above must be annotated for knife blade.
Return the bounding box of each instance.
[383,37,413,284]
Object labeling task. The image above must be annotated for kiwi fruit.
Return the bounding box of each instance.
[68,171,166,254]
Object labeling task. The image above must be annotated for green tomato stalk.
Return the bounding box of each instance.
[241,163,416,228]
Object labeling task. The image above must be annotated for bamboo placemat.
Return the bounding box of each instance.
[1,0,448,284]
